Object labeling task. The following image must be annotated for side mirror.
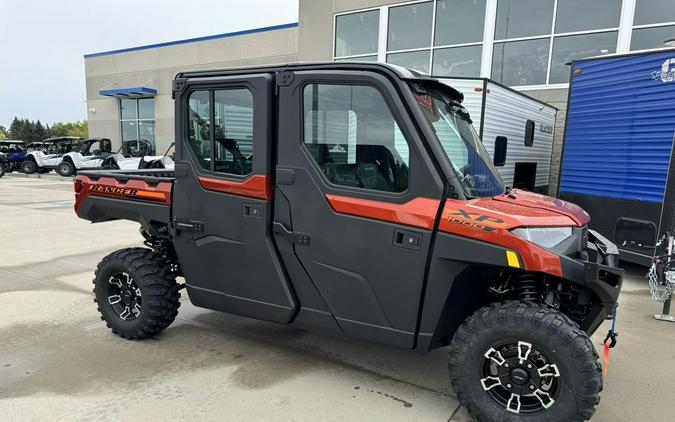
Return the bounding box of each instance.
[494,136,507,167]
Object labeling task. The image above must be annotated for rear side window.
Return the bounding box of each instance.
[303,83,410,193]
[188,91,212,171]
[524,119,535,147]
[187,88,254,176]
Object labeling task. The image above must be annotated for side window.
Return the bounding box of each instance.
[188,91,212,171]
[524,119,535,147]
[303,83,410,193]
[214,89,254,176]
[494,136,508,166]
[187,88,254,176]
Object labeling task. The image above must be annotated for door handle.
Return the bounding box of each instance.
[273,222,311,246]
[393,228,422,251]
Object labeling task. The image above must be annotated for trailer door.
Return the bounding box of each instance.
[172,73,297,323]
[274,70,445,348]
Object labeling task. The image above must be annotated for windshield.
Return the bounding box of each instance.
[412,84,505,198]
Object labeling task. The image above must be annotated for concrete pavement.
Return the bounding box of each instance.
[1,175,674,421]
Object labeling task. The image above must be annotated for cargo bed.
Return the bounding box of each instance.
[74,169,174,225]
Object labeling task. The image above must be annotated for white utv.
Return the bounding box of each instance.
[57,138,113,177]
[21,137,81,174]
[101,140,175,170]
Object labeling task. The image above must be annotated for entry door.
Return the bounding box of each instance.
[172,74,296,323]
[274,70,445,348]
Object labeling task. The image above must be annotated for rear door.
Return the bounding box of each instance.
[172,74,296,323]
[274,70,446,348]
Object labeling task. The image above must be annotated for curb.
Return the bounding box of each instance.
[2,172,73,181]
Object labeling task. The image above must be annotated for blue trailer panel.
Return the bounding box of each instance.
[560,48,675,265]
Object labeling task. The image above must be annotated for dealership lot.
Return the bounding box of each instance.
[1,175,674,422]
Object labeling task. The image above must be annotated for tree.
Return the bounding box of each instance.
[6,117,89,142]
[0,125,8,140]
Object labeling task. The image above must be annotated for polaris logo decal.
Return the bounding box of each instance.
[651,58,675,83]
[446,209,505,232]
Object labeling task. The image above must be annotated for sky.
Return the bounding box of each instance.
[0,0,298,128]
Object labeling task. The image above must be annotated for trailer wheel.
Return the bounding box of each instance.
[93,247,181,340]
[448,301,602,422]
[57,161,75,177]
[21,160,36,174]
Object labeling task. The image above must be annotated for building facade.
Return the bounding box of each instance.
[84,0,675,193]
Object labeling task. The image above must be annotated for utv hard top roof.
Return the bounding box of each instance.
[175,61,464,103]
[43,136,82,143]
[0,140,24,144]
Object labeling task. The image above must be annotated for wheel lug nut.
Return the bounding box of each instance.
[529,385,535,390]
[504,363,510,368]
[506,384,512,389]
[527,364,533,369]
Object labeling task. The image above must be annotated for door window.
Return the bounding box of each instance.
[303,83,410,193]
[187,88,254,176]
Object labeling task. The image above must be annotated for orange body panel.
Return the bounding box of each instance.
[74,175,172,213]
[325,195,440,230]
[324,190,589,278]
[198,175,271,200]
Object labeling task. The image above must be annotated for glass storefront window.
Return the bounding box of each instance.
[492,39,550,86]
[335,55,378,62]
[335,10,380,57]
[631,25,675,50]
[634,0,675,26]
[120,97,156,153]
[495,0,554,40]
[120,99,137,120]
[432,45,483,77]
[434,0,486,46]
[555,0,621,33]
[387,50,431,73]
[549,31,618,84]
[388,1,433,51]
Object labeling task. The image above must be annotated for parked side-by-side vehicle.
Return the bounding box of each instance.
[100,139,175,171]
[73,63,622,422]
[0,140,26,175]
[57,138,113,176]
[21,136,81,174]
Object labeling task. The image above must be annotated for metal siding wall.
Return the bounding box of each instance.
[482,83,557,188]
[560,51,675,203]
[437,78,485,131]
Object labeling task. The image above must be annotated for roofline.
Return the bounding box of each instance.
[84,22,299,59]
[572,46,675,64]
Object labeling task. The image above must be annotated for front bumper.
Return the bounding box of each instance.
[559,229,624,335]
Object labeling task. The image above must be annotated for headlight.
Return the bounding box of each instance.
[511,227,573,249]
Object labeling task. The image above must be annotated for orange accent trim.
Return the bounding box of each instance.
[74,175,172,213]
[198,175,271,200]
[438,210,563,277]
[325,194,440,230]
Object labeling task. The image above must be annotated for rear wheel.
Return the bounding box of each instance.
[448,301,602,422]
[0,163,5,178]
[21,160,36,174]
[93,248,181,339]
[57,161,75,177]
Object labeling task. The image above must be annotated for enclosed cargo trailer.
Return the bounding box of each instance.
[559,48,675,266]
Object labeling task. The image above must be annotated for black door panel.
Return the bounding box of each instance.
[275,70,445,348]
[172,73,297,323]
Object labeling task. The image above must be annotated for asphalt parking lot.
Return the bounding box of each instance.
[1,173,674,421]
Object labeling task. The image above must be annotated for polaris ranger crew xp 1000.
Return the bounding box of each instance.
[73,63,622,422]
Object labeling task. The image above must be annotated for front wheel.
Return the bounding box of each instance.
[57,161,75,177]
[448,301,602,422]
[93,248,181,339]
[20,160,37,174]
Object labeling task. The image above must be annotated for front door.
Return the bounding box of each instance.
[172,74,296,323]
[274,70,445,348]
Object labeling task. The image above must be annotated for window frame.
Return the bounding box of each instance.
[184,85,256,179]
[332,0,661,89]
[299,80,415,197]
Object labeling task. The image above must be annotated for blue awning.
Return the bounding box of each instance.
[99,87,157,98]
